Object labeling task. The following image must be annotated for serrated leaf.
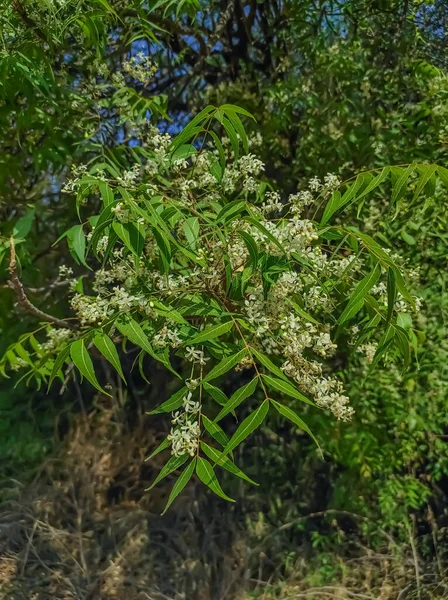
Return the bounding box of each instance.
[99,181,115,206]
[116,317,153,355]
[203,349,247,383]
[48,345,70,389]
[271,399,320,448]
[13,209,35,239]
[391,164,416,205]
[200,442,258,485]
[203,382,228,405]
[412,164,437,202]
[113,221,146,257]
[262,374,315,406]
[338,264,381,325]
[214,377,258,422]
[195,457,235,502]
[237,230,258,269]
[251,348,289,382]
[188,321,233,345]
[70,339,110,395]
[220,400,269,458]
[93,331,125,382]
[146,453,189,491]
[145,437,171,461]
[183,216,200,250]
[68,225,88,267]
[162,459,196,514]
[202,415,229,447]
[148,386,188,414]
[386,268,397,324]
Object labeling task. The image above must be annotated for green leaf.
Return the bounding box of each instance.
[99,181,115,207]
[237,230,258,269]
[13,209,35,239]
[386,268,397,323]
[145,437,170,461]
[200,442,258,485]
[391,164,416,205]
[153,228,171,273]
[195,457,235,502]
[251,348,289,382]
[162,459,196,514]
[188,321,233,345]
[68,225,88,267]
[321,175,365,225]
[271,399,320,448]
[113,221,146,257]
[146,453,189,491]
[148,386,188,414]
[183,216,200,250]
[70,339,110,395]
[262,374,315,406]
[412,164,437,202]
[202,415,229,447]
[338,264,381,325]
[203,382,228,406]
[243,217,286,254]
[203,349,247,383]
[221,400,269,458]
[93,331,125,382]
[116,317,153,355]
[214,377,258,422]
[48,345,70,389]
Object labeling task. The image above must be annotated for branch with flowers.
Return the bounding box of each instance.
[2,104,446,511]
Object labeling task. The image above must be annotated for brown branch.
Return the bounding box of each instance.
[8,237,75,329]
[11,0,48,42]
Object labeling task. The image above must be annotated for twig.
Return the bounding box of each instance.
[8,236,75,329]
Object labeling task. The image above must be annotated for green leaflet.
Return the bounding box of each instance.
[262,374,315,406]
[93,331,126,382]
[188,321,233,345]
[68,224,88,267]
[145,437,171,461]
[48,345,70,389]
[70,339,110,396]
[203,349,247,383]
[112,221,146,257]
[148,386,188,414]
[214,377,258,422]
[146,453,189,491]
[220,400,269,459]
[195,457,235,502]
[202,415,229,447]
[183,216,200,250]
[237,230,259,269]
[251,348,289,382]
[386,268,397,324]
[116,317,153,355]
[162,458,196,514]
[271,399,320,449]
[13,208,35,239]
[200,442,258,485]
[338,264,381,325]
[203,382,228,406]
[99,181,115,206]
[391,164,416,205]
[116,318,180,378]
[412,164,437,202]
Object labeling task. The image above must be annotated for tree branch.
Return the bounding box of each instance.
[8,237,75,329]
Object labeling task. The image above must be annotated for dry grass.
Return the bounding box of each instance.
[1,401,447,600]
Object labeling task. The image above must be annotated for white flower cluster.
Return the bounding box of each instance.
[168,391,201,457]
[122,52,156,85]
[41,328,72,354]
